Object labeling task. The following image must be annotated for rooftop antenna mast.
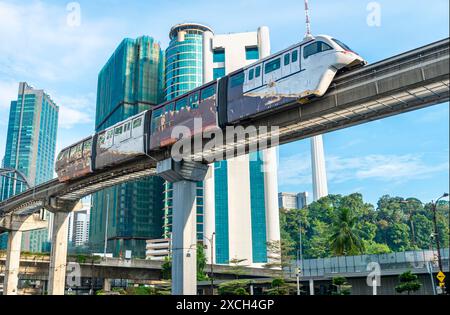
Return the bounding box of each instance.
[304,0,314,40]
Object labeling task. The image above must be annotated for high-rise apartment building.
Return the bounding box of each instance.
[163,23,280,267]
[0,82,58,252]
[278,192,309,210]
[68,198,90,247]
[90,36,165,258]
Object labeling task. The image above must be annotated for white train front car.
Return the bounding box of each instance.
[243,35,366,99]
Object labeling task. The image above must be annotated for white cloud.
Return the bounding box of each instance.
[0,1,121,83]
[0,80,17,110]
[278,152,449,186]
[52,93,96,129]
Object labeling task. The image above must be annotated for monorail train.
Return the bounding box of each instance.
[56,35,366,182]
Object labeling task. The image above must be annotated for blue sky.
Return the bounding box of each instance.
[0,0,448,205]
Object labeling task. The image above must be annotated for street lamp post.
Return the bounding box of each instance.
[431,193,449,273]
[205,232,215,295]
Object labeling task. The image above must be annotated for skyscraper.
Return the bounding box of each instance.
[90,36,165,258]
[164,23,280,266]
[0,82,59,252]
[163,23,213,241]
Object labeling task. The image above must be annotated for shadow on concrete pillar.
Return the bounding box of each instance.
[157,158,208,295]
[3,230,23,295]
[48,211,70,295]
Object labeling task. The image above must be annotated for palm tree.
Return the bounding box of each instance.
[330,207,365,256]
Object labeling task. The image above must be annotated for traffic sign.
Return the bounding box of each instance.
[437,271,446,282]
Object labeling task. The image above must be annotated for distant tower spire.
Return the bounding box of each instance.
[304,0,314,40]
[304,0,311,36]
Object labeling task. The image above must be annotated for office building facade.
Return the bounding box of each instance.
[163,23,280,267]
[90,36,165,258]
[0,82,58,252]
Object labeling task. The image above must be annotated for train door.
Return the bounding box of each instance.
[281,52,291,77]
[291,48,300,73]
[244,67,257,92]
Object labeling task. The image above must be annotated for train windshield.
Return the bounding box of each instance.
[332,38,354,52]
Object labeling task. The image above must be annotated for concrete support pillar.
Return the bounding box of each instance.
[48,211,70,295]
[172,180,198,295]
[309,279,315,296]
[103,278,112,292]
[203,165,215,264]
[3,230,22,295]
[257,26,271,58]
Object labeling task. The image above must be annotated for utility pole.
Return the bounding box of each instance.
[297,216,304,295]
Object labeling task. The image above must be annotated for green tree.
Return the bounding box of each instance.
[305,219,331,258]
[227,258,249,279]
[385,223,411,252]
[332,276,351,295]
[330,207,365,256]
[264,239,295,270]
[197,244,208,281]
[265,278,294,295]
[161,256,172,280]
[395,271,421,295]
[218,280,250,295]
[363,240,391,254]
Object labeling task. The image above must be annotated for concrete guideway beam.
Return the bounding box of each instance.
[157,158,208,295]
[0,212,48,232]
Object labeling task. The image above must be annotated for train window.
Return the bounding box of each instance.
[57,150,68,161]
[332,38,354,52]
[320,42,333,52]
[249,69,254,80]
[99,133,106,145]
[106,130,113,139]
[304,41,333,59]
[175,97,188,111]
[201,85,216,101]
[255,66,261,78]
[70,143,82,160]
[189,93,199,109]
[264,58,281,74]
[133,118,142,129]
[123,122,131,132]
[284,54,290,66]
[115,126,123,135]
[152,109,163,133]
[230,72,245,88]
[292,50,298,62]
[83,139,92,155]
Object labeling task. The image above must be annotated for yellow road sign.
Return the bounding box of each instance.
[437,271,446,282]
[439,282,445,288]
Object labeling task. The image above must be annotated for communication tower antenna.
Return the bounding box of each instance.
[304,0,314,40]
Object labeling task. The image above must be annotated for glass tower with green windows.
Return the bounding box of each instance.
[163,24,212,241]
[0,82,58,252]
[90,36,165,258]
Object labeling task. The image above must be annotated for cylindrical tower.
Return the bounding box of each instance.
[311,135,329,201]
